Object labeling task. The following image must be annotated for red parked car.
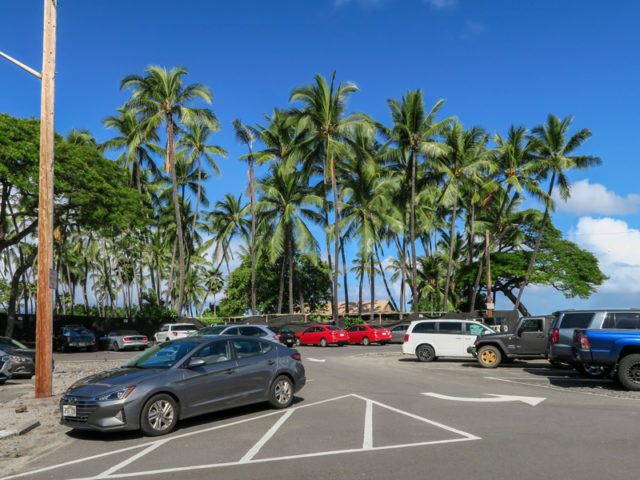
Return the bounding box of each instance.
[296,325,349,347]
[346,324,392,345]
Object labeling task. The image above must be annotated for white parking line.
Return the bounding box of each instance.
[95,439,170,478]
[363,399,373,449]
[239,409,293,463]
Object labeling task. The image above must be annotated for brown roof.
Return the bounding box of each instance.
[321,300,397,316]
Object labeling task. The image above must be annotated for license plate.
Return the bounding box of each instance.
[62,405,76,417]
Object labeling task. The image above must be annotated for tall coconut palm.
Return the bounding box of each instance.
[121,66,217,316]
[205,193,250,276]
[177,120,226,241]
[513,114,601,311]
[289,72,368,322]
[257,159,322,314]
[436,123,491,312]
[383,91,452,313]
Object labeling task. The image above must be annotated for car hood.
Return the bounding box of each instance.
[66,367,169,397]
[5,348,35,360]
[477,332,515,342]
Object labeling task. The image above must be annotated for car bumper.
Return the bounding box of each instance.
[121,341,149,350]
[467,346,477,357]
[0,358,13,381]
[9,357,35,376]
[59,396,143,432]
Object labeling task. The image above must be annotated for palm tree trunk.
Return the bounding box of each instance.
[340,236,349,316]
[375,243,398,311]
[330,149,341,323]
[249,153,257,316]
[277,256,285,315]
[358,262,364,317]
[167,117,185,317]
[288,230,294,314]
[369,255,375,323]
[409,149,419,313]
[191,152,202,240]
[443,197,458,312]
[514,171,556,312]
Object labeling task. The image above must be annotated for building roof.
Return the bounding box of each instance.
[322,300,397,316]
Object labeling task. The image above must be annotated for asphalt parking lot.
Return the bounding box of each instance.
[3,344,640,480]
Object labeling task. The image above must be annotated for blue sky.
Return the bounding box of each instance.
[1,0,639,315]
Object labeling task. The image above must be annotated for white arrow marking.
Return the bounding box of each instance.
[307,358,326,363]
[422,392,545,406]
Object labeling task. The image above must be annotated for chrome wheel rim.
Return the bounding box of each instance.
[147,400,174,431]
[274,379,292,405]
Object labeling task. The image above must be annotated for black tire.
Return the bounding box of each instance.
[90,344,98,352]
[477,345,502,368]
[61,342,69,353]
[320,338,328,347]
[617,354,640,391]
[380,341,388,345]
[140,394,179,436]
[269,375,294,409]
[575,363,610,378]
[296,337,302,346]
[362,337,370,346]
[416,344,435,362]
[112,341,120,352]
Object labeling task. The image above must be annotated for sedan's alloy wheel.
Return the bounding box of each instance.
[148,399,174,432]
[269,375,294,408]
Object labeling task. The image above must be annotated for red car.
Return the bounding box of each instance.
[346,324,392,345]
[296,325,349,347]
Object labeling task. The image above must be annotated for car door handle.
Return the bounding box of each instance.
[268,359,276,365]
[225,368,235,375]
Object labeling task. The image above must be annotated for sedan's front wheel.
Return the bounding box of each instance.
[269,375,294,409]
[140,394,178,436]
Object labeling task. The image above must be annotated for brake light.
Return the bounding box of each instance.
[552,328,559,344]
[404,334,409,342]
[577,332,591,350]
[123,337,131,341]
[142,337,147,341]
[290,352,301,361]
[173,332,178,336]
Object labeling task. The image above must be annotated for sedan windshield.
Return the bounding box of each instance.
[125,341,199,369]
[0,337,28,349]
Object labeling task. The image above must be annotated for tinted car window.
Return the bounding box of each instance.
[233,340,263,359]
[391,325,407,332]
[559,313,594,329]
[465,323,487,335]
[520,319,543,332]
[239,327,265,337]
[605,313,640,329]
[347,327,357,332]
[438,322,462,334]
[194,341,231,364]
[328,326,341,331]
[173,325,196,331]
[199,326,226,335]
[413,322,436,333]
[369,326,384,330]
[224,327,240,335]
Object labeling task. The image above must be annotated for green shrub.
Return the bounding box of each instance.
[343,317,361,329]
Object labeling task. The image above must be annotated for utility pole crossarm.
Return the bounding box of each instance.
[0,50,42,79]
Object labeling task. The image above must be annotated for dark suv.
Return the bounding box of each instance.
[548,309,640,374]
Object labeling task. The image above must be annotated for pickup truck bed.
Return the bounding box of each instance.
[573,329,640,390]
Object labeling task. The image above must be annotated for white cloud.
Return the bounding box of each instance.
[552,179,640,216]
[424,0,458,9]
[570,217,640,294]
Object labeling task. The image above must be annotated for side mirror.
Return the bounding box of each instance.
[187,358,206,369]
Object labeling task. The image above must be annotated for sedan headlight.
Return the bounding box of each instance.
[95,386,135,401]
[10,355,30,364]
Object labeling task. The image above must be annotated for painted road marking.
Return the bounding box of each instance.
[2,394,479,480]
[422,392,546,406]
[307,358,326,362]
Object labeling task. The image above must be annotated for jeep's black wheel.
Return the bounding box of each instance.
[617,354,640,391]
[478,345,502,368]
[416,344,435,362]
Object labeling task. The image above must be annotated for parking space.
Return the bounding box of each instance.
[3,345,640,480]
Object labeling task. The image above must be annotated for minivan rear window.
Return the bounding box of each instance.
[413,322,436,333]
[173,325,196,331]
[559,313,594,329]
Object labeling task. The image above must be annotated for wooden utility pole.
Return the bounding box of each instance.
[485,231,493,318]
[35,0,57,398]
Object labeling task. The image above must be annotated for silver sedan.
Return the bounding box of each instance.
[98,330,149,351]
[60,336,306,436]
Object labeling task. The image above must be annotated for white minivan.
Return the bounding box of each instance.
[402,319,496,362]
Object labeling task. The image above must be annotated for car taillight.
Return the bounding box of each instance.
[124,337,131,341]
[552,328,559,344]
[274,334,280,340]
[290,352,301,361]
[142,337,147,341]
[173,332,178,336]
[404,334,409,342]
[577,332,591,350]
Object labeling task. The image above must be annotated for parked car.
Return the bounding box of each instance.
[389,324,409,343]
[270,327,297,348]
[98,330,149,351]
[468,316,554,368]
[548,309,640,376]
[296,325,349,347]
[153,323,198,344]
[402,319,496,362]
[346,324,392,345]
[190,325,228,337]
[0,337,36,378]
[0,350,12,385]
[193,324,278,343]
[59,336,306,436]
[56,325,97,352]
[573,326,640,390]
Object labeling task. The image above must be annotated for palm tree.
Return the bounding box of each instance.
[383,90,452,313]
[204,193,249,276]
[177,119,226,240]
[289,72,368,322]
[513,114,601,311]
[257,159,322,314]
[121,66,217,316]
[436,123,491,312]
